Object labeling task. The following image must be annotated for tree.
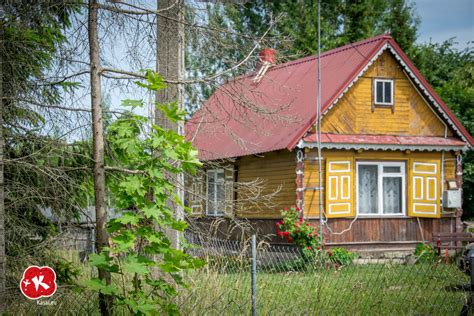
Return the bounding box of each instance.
[87,0,113,313]
[1,1,80,307]
[86,71,204,314]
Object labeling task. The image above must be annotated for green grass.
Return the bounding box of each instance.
[179,263,470,315]
[5,253,471,315]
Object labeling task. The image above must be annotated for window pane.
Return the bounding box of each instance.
[217,171,225,181]
[376,81,384,103]
[383,166,401,173]
[358,165,378,214]
[384,81,392,103]
[383,177,402,214]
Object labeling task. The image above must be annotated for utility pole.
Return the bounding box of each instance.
[155,0,185,249]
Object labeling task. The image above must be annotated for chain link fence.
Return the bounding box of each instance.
[3,231,473,315]
[179,232,472,315]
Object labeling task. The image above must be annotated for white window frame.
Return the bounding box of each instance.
[206,169,225,216]
[373,79,394,106]
[356,161,406,216]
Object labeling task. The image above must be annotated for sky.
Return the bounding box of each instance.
[415,0,473,49]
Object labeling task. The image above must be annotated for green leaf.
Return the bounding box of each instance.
[111,231,136,252]
[145,277,177,296]
[88,253,119,273]
[107,219,123,233]
[115,212,141,225]
[121,99,144,109]
[83,278,121,296]
[119,176,147,197]
[157,102,185,123]
[136,70,167,91]
[170,220,188,232]
[122,255,154,275]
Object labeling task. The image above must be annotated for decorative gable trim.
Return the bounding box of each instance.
[322,43,389,120]
[318,42,470,147]
[385,44,469,145]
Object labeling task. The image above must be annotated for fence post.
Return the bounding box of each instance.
[251,234,257,316]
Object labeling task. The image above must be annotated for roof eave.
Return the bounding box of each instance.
[297,139,469,153]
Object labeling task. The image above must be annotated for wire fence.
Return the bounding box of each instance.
[3,231,473,315]
[179,232,472,315]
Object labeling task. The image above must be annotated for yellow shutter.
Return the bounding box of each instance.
[408,159,441,218]
[325,157,355,218]
[224,166,234,218]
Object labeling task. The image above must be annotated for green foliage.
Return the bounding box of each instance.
[2,1,90,287]
[50,257,81,285]
[414,243,438,264]
[328,247,357,266]
[276,207,330,264]
[276,207,322,250]
[86,71,205,315]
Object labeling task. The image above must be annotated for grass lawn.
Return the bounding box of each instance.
[6,254,470,315]
[180,263,470,315]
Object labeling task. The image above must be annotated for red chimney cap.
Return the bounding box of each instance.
[258,48,277,64]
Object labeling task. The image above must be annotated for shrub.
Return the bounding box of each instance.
[414,243,437,263]
[328,247,357,266]
[275,207,322,251]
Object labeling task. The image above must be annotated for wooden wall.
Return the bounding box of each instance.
[321,51,453,137]
[320,216,456,246]
[235,150,296,218]
[304,149,457,217]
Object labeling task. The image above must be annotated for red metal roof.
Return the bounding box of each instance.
[185,34,473,160]
[303,133,467,147]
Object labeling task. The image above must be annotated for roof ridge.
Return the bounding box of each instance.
[231,34,390,83]
[264,33,391,72]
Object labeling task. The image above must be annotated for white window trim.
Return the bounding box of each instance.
[206,169,225,216]
[373,79,394,106]
[356,161,406,216]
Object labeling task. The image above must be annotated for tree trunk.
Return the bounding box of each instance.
[156,0,185,249]
[0,20,6,312]
[88,1,111,314]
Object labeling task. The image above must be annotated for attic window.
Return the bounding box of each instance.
[373,79,394,106]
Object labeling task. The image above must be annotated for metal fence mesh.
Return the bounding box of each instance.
[3,231,472,315]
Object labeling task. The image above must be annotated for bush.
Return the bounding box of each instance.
[275,207,322,251]
[414,243,437,263]
[328,247,357,266]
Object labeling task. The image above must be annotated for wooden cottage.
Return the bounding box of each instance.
[185,34,473,252]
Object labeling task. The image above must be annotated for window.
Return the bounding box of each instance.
[373,79,393,105]
[206,169,225,216]
[357,162,405,215]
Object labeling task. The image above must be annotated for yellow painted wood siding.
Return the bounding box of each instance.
[321,51,453,137]
[304,150,455,218]
[236,150,296,218]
